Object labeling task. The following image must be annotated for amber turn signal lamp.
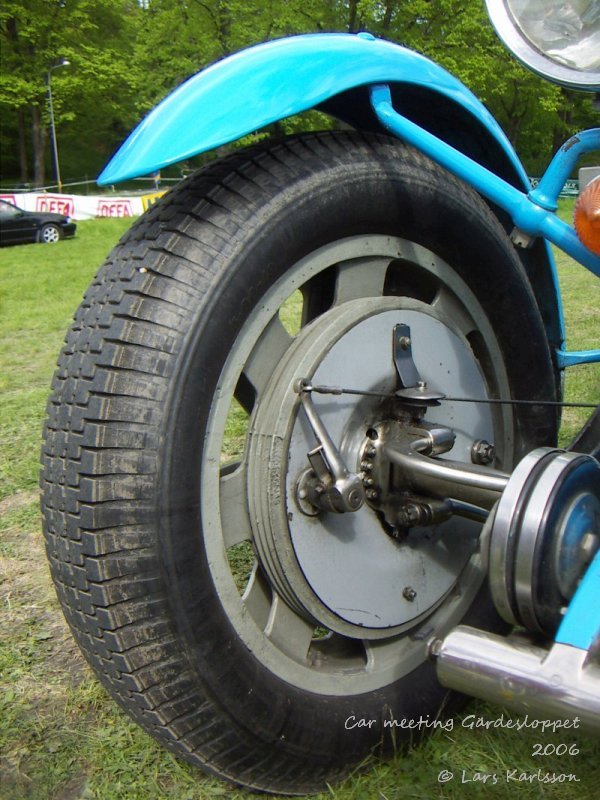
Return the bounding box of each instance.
[574,177,600,256]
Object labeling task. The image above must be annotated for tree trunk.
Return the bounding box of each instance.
[216,1,232,55]
[382,1,395,32]
[348,0,359,32]
[17,108,29,185]
[31,105,47,188]
[552,90,572,154]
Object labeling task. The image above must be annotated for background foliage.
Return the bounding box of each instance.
[1,0,598,188]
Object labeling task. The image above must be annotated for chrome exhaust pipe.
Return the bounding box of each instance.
[434,626,600,733]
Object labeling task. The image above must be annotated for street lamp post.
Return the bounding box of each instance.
[47,58,70,193]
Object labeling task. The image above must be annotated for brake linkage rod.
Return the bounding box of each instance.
[299,382,598,409]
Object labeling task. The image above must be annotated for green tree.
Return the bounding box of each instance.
[0,0,142,187]
[1,0,596,186]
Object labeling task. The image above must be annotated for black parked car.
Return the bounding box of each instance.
[0,199,77,246]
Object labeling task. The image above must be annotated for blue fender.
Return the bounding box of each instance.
[98,32,528,189]
[98,32,563,358]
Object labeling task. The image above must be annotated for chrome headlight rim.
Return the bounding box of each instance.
[485,0,600,91]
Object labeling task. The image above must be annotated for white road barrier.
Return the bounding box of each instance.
[0,191,166,220]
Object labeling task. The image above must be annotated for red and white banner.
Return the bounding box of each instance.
[0,191,165,221]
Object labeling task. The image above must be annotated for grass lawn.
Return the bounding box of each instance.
[1,209,599,800]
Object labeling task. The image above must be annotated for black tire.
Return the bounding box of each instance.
[41,132,558,794]
[39,223,61,244]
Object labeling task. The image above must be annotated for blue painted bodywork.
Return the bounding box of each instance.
[98,32,568,361]
[98,32,529,187]
[556,549,600,651]
[98,32,599,364]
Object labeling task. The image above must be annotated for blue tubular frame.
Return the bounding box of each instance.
[369,84,600,372]
[370,85,600,277]
[530,130,600,212]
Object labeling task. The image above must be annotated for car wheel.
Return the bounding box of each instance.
[40,223,61,244]
[41,131,558,794]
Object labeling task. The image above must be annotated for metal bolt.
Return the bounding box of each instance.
[397,503,425,528]
[365,445,377,458]
[363,477,374,487]
[360,460,373,472]
[366,488,379,501]
[471,439,495,465]
[396,510,410,527]
[403,586,417,602]
[398,335,411,350]
[347,488,364,510]
[315,483,325,495]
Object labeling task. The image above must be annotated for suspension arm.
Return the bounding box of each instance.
[383,442,510,511]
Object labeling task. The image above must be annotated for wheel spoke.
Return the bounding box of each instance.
[363,635,418,674]
[265,593,315,662]
[241,563,272,629]
[243,314,293,396]
[220,464,252,547]
[432,287,476,336]
[333,257,390,304]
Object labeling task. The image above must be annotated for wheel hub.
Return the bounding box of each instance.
[488,447,600,635]
[247,297,495,637]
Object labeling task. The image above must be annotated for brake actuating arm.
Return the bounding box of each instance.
[294,379,366,514]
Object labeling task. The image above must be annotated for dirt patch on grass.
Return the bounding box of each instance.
[1,492,88,688]
[1,490,97,799]
[0,489,38,516]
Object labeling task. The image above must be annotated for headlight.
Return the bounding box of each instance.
[485,0,600,90]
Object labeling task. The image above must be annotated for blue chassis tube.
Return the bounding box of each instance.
[369,84,600,370]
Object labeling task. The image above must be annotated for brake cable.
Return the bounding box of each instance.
[300,382,598,409]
